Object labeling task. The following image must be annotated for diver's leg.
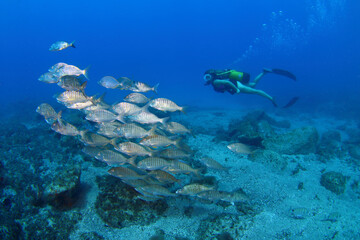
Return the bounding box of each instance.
[248,68,272,88]
[237,82,277,106]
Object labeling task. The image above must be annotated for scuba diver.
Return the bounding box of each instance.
[204,68,297,107]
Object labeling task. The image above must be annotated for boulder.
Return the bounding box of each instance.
[43,166,81,209]
[249,150,287,171]
[320,171,348,195]
[197,214,253,240]
[263,126,319,155]
[95,175,168,229]
[317,130,342,160]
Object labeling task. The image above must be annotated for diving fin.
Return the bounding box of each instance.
[271,69,297,81]
[283,96,300,108]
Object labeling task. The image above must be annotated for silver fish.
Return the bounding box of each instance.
[124,93,151,105]
[85,109,120,123]
[98,76,121,89]
[58,76,86,91]
[108,166,146,180]
[199,156,228,172]
[115,142,152,157]
[82,146,102,158]
[49,41,75,51]
[117,77,134,90]
[165,122,192,135]
[128,110,168,125]
[51,119,80,136]
[80,131,113,147]
[164,160,200,176]
[97,122,122,138]
[56,90,89,104]
[112,102,142,116]
[49,63,68,72]
[149,98,184,113]
[147,170,180,184]
[54,64,89,79]
[130,81,158,93]
[114,123,155,139]
[136,184,176,197]
[136,157,170,170]
[227,143,253,154]
[140,135,179,149]
[95,150,130,166]
[36,103,58,123]
[157,148,191,159]
[39,72,59,84]
[65,100,94,110]
[176,184,215,196]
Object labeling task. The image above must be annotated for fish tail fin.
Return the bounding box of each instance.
[174,137,183,149]
[95,92,106,104]
[141,101,151,112]
[80,81,87,91]
[110,138,117,148]
[147,125,157,136]
[128,156,137,167]
[55,110,65,126]
[193,168,203,178]
[161,117,169,126]
[79,130,88,139]
[116,114,126,123]
[180,106,187,114]
[153,83,159,94]
[83,65,91,79]
[56,110,62,121]
[70,41,76,48]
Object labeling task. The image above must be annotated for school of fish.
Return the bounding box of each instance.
[36,41,249,204]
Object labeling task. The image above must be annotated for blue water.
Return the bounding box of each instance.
[1,0,359,111]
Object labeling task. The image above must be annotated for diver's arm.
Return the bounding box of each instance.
[213,79,239,93]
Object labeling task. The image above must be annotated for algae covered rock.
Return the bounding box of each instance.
[249,150,287,171]
[263,126,319,155]
[349,145,360,161]
[19,208,82,240]
[197,213,253,240]
[0,211,22,240]
[80,232,105,240]
[95,175,168,228]
[219,110,290,146]
[317,130,342,160]
[320,171,348,195]
[43,166,81,209]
